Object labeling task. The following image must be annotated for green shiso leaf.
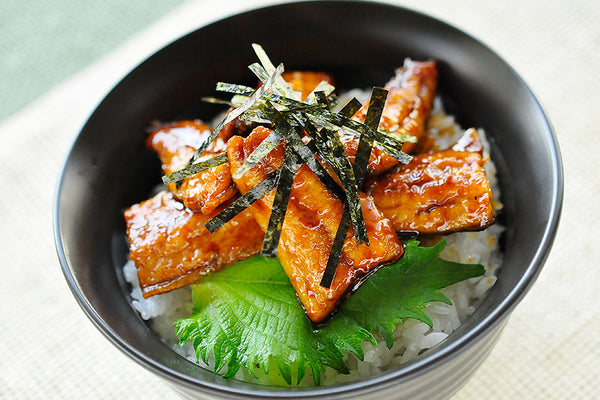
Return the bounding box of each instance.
[176,255,347,386]
[176,239,485,385]
[333,239,485,348]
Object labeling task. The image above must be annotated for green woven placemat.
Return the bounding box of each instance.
[0,0,188,122]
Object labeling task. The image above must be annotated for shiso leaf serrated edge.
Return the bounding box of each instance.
[176,240,485,385]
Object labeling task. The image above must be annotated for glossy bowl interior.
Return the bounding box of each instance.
[54,1,563,399]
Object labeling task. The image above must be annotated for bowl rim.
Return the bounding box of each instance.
[53,0,564,397]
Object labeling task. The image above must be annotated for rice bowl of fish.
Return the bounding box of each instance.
[54,1,563,399]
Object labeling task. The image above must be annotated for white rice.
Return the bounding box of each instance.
[123,96,504,386]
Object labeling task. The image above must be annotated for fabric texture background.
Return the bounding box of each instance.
[0,0,187,121]
[1,0,598,398]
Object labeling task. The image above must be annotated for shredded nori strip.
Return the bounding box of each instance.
[215,82,255,96]
[185,63,284,168]
[204,168,281,233]
[319,87,389,288]
[232,128,282,180]
[304,81,336,105]
[260,154,296,257]
[231,118,342,202]
[303,107,413,163]
[313,91,331,109]
[249,63,300,100]
[373,139,413,164]
[162,153,228,185]
[217,84,320,115]
[234,101,345,201]
[260,110,304,257]
[251,43,300,100]
[272,120,345,201]
[300,99,367,244]
[161,44,413,292]
[352,87,388,186]
[214,81,413,162]
[319,208,353,288]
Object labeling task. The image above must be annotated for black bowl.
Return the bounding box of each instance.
[54,1,563,399]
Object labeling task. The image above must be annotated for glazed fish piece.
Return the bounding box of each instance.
[281,71,334,100]
[365,129,495,235]
[344,60,438,173]
[220,71,334,138]
[149,72,335,214]
[124,191,264,298]
[227,126,403,323]
[147,120,237,215]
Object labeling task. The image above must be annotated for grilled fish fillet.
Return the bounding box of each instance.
[344,59,438,173]
[148,72,335,214]
[281,71,334,99]
[365,129,495,234]
[124,191,264,297]
[147,120,237,215]
[227,126,403,323]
